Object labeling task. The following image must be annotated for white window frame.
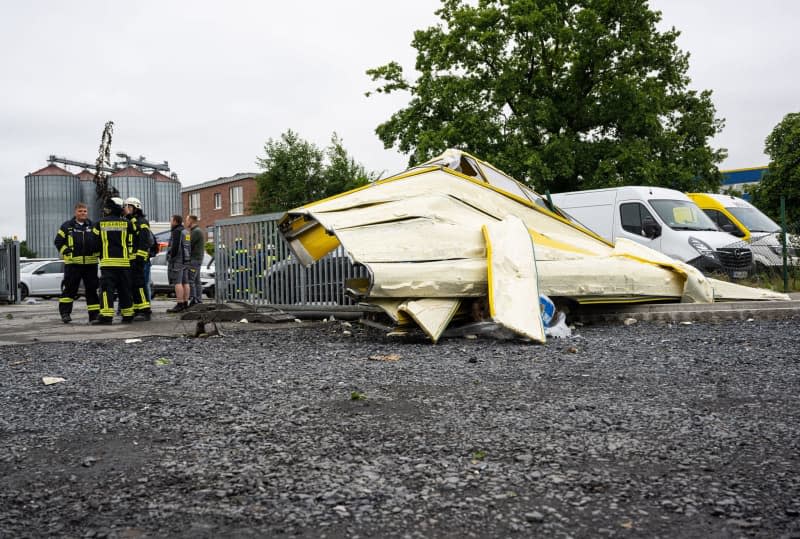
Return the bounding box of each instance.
[230,185,244,216]
[213,192,222,210]
[189,192,201,218]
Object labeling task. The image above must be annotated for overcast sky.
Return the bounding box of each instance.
[1,0,798,240]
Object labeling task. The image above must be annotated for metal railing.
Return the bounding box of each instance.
[213,213,368,307]
[0,240,21,304]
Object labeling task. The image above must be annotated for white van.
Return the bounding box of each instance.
[687,193,798,270]
[550,186,753,278]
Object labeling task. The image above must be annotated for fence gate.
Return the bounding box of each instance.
[0,241,21,304]
[213,213,368,308]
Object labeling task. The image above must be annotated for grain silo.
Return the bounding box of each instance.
[109,166,156,217]
[152,171,181,222]
[76,169,102,222]
[25,165,81,258]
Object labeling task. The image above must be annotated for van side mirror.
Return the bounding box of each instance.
[642,217,661,239]
[721,223,745,237]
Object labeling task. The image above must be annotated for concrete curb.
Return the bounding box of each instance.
[573,300,800,324]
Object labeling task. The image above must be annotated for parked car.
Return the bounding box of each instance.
[149,252,215,298]
[18,259,64,300]
[687,192,799,270]
[550,186,754,279]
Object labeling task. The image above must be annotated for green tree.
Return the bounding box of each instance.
[750,112,800,226]
[253,131,374,213]
[323,133,379,197]
[367,0,726,193]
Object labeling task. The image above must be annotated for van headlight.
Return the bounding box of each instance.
[689,237,716,258]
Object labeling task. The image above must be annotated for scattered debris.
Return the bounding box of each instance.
[24,298,38,305]
[5,313,12,319]
[624,317,638,326]
[278,148,790,344]
[680,321,693,325]
[42,377,66,385]
[565,346,578,354]
[350,391,367,401]
[154,358,171,366]
[124,338,142,344]
[239,318,249,323]
[368,354,401,362]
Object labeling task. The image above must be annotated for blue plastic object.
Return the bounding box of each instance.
[539,294,555,327]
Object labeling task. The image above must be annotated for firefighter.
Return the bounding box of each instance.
[93,197,135,324]
[54,202,100,323]
[123,197,153,321]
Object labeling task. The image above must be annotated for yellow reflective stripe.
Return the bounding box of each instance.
[57,229,66,238]
[136,250,148,258]
[58,297,73,304]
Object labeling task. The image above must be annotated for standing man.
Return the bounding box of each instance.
[186,214,205,306]
[93,197,135,324]
[54,202,100,323]
[166,214,191,313]
[124,197,153,321]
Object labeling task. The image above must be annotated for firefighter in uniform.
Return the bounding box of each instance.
[93,197,135,324]
[123,197,153,321]
[54,202,100,323]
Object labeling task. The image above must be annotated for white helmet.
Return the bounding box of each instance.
[124,197,142,210]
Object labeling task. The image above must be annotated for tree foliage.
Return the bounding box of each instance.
[749,112,800,225]
[253,131,376,213]
[367,0,726,193]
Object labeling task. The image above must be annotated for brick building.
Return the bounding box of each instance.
[181,172,259,231]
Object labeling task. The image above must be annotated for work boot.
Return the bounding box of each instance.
[134,312,152,321]
[95,318,112,326]
[121,316,134,324]
[61,313,72,324]
[166,303,184,313]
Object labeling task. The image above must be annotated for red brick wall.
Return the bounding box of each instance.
[181,176,258,228]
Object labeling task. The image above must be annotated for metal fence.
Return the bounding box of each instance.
[213,213,368,307]
[0,240,21,304]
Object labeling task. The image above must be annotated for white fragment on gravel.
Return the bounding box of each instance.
[623,317,637,326]
[239,318,249,323]
[680,321,693,325]
[125,338,142,344]
[42,377,65,385]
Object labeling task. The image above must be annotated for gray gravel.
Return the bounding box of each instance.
[1,317,799,538]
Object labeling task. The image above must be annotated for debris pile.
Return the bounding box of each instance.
[278,150,788,342]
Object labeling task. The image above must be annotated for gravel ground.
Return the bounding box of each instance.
[1,317,799,538]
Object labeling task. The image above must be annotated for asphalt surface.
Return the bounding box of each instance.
[1,305,799,538]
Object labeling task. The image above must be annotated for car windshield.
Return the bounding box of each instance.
[20,263,38,273]
[726,206,779,233]
[649,199,719,231]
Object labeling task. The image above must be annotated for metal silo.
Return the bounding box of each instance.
[152,171,181,223]
[25,165,81,258]
[76,169,102,222]
[109,167,156,218]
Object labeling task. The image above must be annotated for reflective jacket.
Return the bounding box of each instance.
[128,214,154,262]
[54,218,99,265]
[93,216,134,268]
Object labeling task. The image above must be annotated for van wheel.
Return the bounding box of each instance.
[19,283,28,300]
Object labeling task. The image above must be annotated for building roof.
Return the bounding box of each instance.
[181,172,258,193]
[28,164,75,177]
[110,166,150,178]
[76,169,95,181]
[150,171,177,183]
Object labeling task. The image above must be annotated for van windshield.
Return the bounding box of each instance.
[649,199,719,231]
[726,206,779,233]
